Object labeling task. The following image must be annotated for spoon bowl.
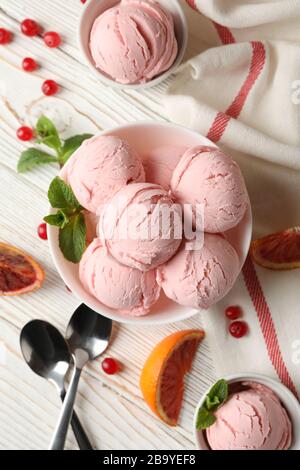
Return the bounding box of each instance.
[20,320,70,392]
[49,304,112,449]
[66,304,113,366]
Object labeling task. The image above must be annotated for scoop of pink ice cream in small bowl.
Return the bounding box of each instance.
[193,374,300,450]
[78,0,188,89]
[47,121,252,325]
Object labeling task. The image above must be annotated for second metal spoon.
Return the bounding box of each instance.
[20,320,93,450]
[49,304,112,450]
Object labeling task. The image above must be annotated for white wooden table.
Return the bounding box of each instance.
[0,0,216,450]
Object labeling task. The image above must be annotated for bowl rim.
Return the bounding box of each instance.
[193,373,300,450]
[47,120,253,326]
[78,0,189,90]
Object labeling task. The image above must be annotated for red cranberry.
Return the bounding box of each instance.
[44,31,61,48]
[22,57,38,72]
[0,28,12,45]
[81,0,87,3]
[102,358,119,375]
[225,305,242,321]
[21,19,40,37]
[229,321,248,339]
[17,126,34,141]
[37,223,48,240]
[42,80,59,96]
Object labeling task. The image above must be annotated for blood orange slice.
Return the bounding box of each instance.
[0,242,45,296]
[140,329,204,426]
[250,227,300,270]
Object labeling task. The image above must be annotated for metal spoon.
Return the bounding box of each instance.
[49,304,112,450]
[20,320,93,450]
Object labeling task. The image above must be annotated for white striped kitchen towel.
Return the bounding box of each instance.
[165,0,300,397]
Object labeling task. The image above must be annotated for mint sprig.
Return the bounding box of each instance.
[47,176,82,210]
[44,177,86,263]
[17,115,93,173]
[59,213,86,264]
[17,148,58,173]
[36,115,62,152]
[44,210,70,229]
[196,379,229,430]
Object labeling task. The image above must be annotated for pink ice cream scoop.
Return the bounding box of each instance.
[66,135,145,214]
[99,182,182,271]
[171,146,249,233]
[79,238,161,316]
[206,382,292,450]
[143,145,187,190]
[157,234,240,309]
[90,0,178,84]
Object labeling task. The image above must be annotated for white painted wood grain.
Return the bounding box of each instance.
[0,0,216,450]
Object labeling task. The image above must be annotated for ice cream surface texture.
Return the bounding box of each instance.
[90,0,178,84]
[79,239,160,316]
[206,382,292,450]
[99,182,182,271]
[157,234,240,309]
[66,135,145,213]
[171,146,248,233]
[143,145,187,190]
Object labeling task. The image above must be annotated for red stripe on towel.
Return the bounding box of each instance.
[227,42,266,118]
[185,1,236,44]
[243,257,299,398]
[212,21,236,45]
[185,0,198,11]
[207,41,266,142]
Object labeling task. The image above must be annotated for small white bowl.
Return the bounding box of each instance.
[78,0,188,90]
[193,373,300,450]
[48,121,252,326]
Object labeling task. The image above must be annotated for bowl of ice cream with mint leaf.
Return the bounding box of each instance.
[45,122,252,325]
[194,374,300,450]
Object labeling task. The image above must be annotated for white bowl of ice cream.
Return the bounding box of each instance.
[78,0,188,89]
[47,122,252,325]
[194,374,300,450]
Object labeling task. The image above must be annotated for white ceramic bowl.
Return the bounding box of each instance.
[78,0,188,90]
[48,121,252,325]
[193,373,300,450]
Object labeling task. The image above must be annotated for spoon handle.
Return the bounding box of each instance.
[49,367,82,450]
[60,391,93,450]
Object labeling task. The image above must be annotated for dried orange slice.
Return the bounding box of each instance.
[0,242,45,296]
[250,227,300,270]
[140,329,204,426]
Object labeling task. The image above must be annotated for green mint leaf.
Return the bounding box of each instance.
[38,135,62,152]
[196,406,216,430]
[207,379,228,407]
[44,210,70,229]
[36,115,61,151]
[195,380,229,430]
[44,213,65,228]
[17,148,58,173]
[48,177,82,210]
[206,395,220,411]
[60,134,93,165]
[59,213,86,263]
[57,209,71,229]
